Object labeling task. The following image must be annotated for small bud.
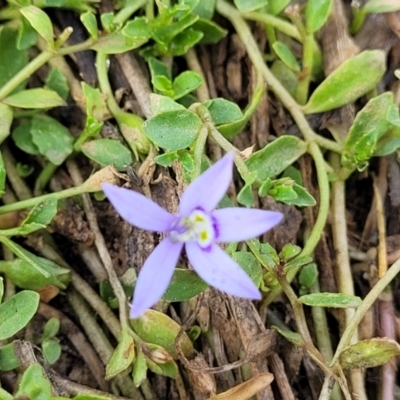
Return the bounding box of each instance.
[149,347,173,364]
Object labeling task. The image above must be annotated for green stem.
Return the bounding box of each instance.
[96,51,122,117]
[243,10,301,41]
[0,185,85,215]
[113,0,147,24]
[34,162,58,195]
[193,124,209,179]
[296,33,314,105]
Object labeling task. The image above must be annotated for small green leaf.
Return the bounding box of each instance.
[298,263,318,289]
[279,244,302,261]
[203,98,243,125]
[15,363,52,399]
[31,114,74,165]
[272,41,300,72]
[0,27,29,93]
[0,258,70,291]
[0,291,40,340]
[17,15,38,50]
[0,103,13,144]
[43,317,60,339]
[133,351,148,387]
[143,110,201,150]
[130,309,194,359]
[272,325,303,347]
[154,152,179,167]
[45,68,69,100]
[232,251,262,287]
[80,11,98,39]
[3,88,66,109]
[163,269,208,302]
[12,120,39,155]
[81,139,133,171]
[0,342,19,371]
[298,293,362,308]
[153,13,199,45]
[304,50,386,114]
[374,126,400,156]
[339,338,400,370]
[42,338,61,364]
[169,28,203,56]
[172,71,203,100]
[363,0,400,13]
[105,330,135,379]
[122,16,151,40]
[266,0,291,15]
[218,82,265,139]
[246,136,307,180]
[91,31,148,54]
[233,0,268,12]
[150,94,186,116]
[290,183,316,207]
[82,82,107,120]
[342,92,397,170]
[20,6,54,48]
[305,0,333,33]
[22,197,58,227]
[193,0,216,19]
[237,183,254,207]
[193,18,227,44]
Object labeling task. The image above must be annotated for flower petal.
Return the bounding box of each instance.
[185,242,261,300]
[102,183,177,232]
[212,208,283,242]
[130,238,184,318]
[179,153,234,215]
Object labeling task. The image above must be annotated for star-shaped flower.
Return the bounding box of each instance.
[102,153,283,318]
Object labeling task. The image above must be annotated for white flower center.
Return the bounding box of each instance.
[170,209,215,248]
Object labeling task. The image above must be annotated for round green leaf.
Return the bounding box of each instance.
[31,114,73,165]
[298,293,362,308]
[203,98,243,125]
[0,291,40,340]
[303,50,386,114]
[339,338,400,370]
[246,136,307,180]
[143,110,201,150]
[81,139,133,171]
[42,338,61,364]
[163,269,208,302]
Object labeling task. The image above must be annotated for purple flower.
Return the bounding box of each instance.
[102,153,283,318]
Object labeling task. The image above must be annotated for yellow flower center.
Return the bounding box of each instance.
[170,209,215,248]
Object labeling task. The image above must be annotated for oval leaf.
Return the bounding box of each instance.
[298,293,362,308]
[0,291,40,340]
[31,114,73,165]
[143,110,201,150]
[20,6,53,47]
[339,338,400,370]
[3,88,66,109]
[341,92,396,170]
[81,139,133,171]
[306,0,333,33]
[163,269,208,302]
[246,136,307,180]
[130,309,194,359]
[304,50,386,114]
[91,32,147,54]
[105,330,135,380]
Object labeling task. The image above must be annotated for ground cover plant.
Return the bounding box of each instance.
[0,0,399,399]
